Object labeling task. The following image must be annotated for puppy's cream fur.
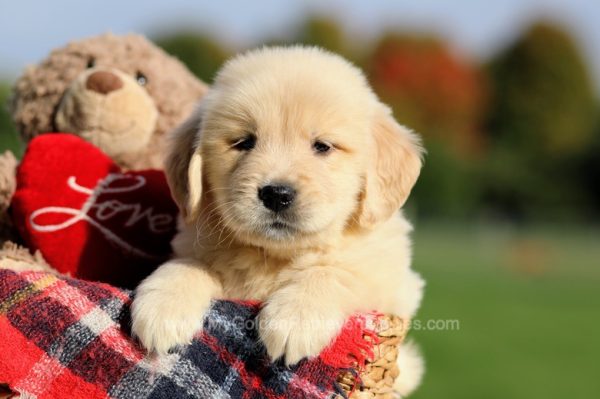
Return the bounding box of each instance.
[131,46,425,396]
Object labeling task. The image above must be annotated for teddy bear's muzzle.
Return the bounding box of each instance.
[55,67,158,160]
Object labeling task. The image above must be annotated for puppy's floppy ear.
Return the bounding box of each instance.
[165,108,204,223]
[355,103,424,229]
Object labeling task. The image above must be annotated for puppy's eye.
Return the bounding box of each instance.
[86,58,96,69]
[231,134,256,151]
[136,71,148,86]
[313,140,332,154]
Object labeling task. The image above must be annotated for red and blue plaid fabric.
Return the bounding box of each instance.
[0,269,376,399]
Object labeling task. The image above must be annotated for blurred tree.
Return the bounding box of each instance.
[0,83,22,156]
[483,21,598,220]
[260,16,356,61]
[155,32,230,83]
[573,105,600,219]
[365,33,487,219]
[366,33,487,156]
[487,21,596,157]
[296,16,348,57]
[410,142,481,219]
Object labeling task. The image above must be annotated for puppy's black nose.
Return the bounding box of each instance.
[258,184,296,212]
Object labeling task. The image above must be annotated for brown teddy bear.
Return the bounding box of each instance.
[0,33,207,259]
[11,32,207,169]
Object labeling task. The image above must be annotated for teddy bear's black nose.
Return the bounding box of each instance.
[258,184,296,212]
[86,71,123,95]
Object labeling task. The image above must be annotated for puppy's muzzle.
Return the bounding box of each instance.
[258,184,296,212]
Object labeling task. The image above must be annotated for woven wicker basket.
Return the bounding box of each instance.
[337,315,408,398]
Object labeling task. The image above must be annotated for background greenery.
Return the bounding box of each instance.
[411,223,600,398]
[1,14,598,398]
[0,84,20,156]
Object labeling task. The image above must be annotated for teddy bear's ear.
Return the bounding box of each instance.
[165,107,203,222]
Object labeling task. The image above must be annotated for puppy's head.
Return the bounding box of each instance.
[167,47,423,250]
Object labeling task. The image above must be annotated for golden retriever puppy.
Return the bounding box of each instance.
[131,46,425,395]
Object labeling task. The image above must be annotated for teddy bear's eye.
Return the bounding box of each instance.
[86,58,96,69]
[136,71,148,86]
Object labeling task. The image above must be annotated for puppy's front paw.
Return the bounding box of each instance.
[131,285,211,355]
[257,298,346,366]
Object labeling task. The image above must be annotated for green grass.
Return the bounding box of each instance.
[409,223,600,398]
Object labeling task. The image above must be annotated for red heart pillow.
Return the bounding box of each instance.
[11,134,179,288]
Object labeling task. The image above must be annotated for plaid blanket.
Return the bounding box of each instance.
[0,269,377,399]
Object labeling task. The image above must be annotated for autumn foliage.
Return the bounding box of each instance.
[366,34,487,156]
